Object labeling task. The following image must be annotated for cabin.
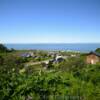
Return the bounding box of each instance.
[86,51,100,64]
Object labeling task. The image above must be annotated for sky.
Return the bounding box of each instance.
[0,0,100,43]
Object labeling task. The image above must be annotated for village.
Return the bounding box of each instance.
[17,49,100,70]
[19,50,78,66]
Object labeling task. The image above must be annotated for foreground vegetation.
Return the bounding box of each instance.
[0,44,100,100]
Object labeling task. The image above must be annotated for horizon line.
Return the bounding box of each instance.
[2,42,100,44]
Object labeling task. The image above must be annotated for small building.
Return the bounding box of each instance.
[21,53,31,58]
[55,55,65,63]
[20,52,35,58]
[71,54,76,57]
[86,51,100,64]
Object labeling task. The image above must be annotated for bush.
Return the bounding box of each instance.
[0,44,8,53]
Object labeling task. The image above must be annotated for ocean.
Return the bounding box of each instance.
[5,43,100,52]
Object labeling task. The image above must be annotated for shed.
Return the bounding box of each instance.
[86,51,100,64]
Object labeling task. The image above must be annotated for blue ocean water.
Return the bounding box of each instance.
[5,43,100,52]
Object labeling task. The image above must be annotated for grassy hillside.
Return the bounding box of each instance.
[0,44,100,100]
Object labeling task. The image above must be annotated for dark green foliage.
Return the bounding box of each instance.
[95,48,100,53]
[48,61,54,69]
[0,44,8,52]
[0,55,4,65]
[55,57,86,72]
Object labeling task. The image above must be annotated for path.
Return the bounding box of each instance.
[25,60,50,67]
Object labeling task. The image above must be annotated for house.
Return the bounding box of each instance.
[86,51,100,64]
[20,52,35,58]
[48,52,57,58]
[21,53,31,58]
[29,51,34,56]
[71,54,76,57]
[54,55,65,63]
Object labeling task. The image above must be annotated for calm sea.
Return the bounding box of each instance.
[5,43,100,52]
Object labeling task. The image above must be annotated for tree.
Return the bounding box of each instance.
[95,48,100,53]
[0,56,4,65]
[0,44,8,52]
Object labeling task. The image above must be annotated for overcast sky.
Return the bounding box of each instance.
[0,0,100,43]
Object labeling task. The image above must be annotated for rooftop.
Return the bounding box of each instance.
[87,51,100,57]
